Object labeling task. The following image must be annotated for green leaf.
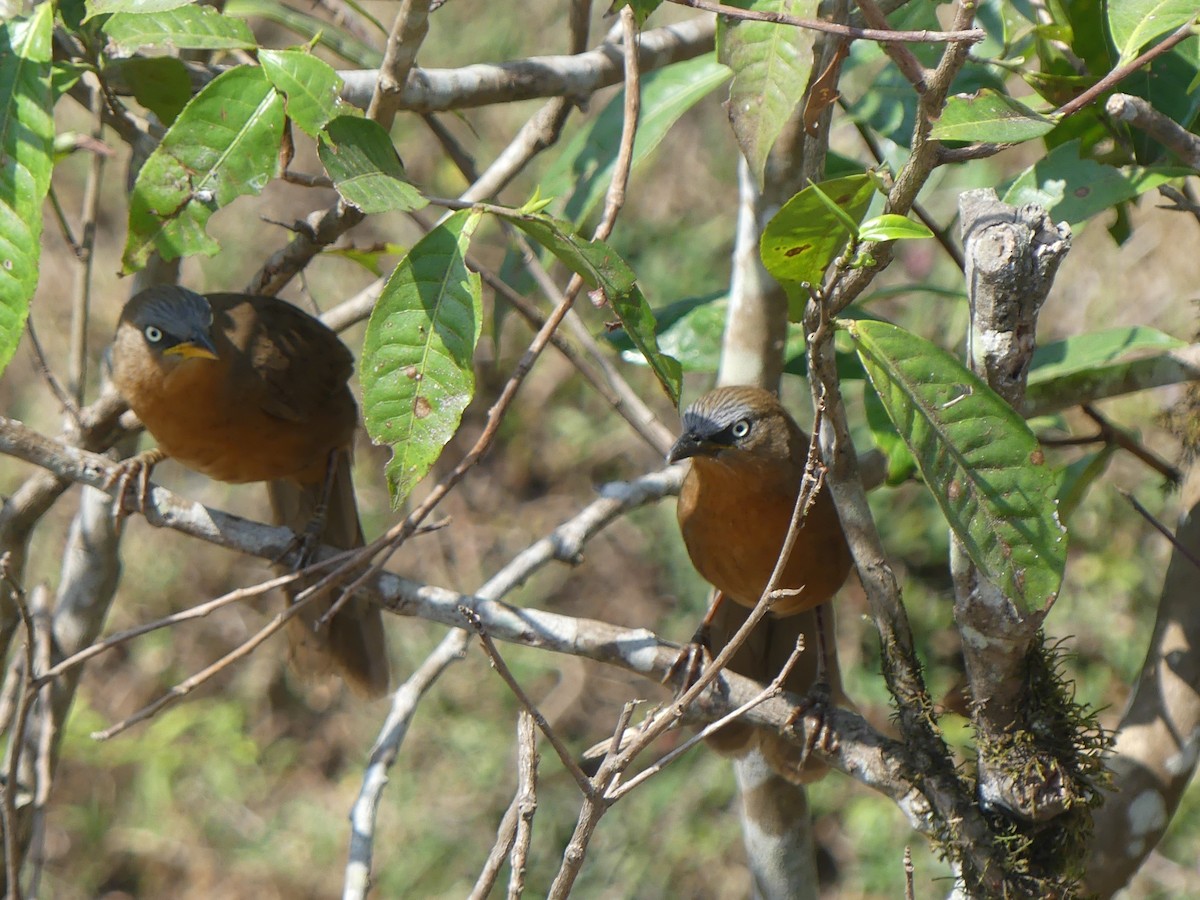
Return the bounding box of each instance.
[1108,0,1198,64]
[317,115,426,214]
[103,4,256,52]
[0,5,54,375]
[224,0,384,67]
[931,89,1057,143]
[361,210,484,505]
[260,49,345,137]
[540,54,730,226]
[105,56,191,125]
[863,381,917,485]
[1024,327,1189,415]
[759,173,874,316]
[1002,139,1188,229]
[607,0,665,26]
[848,318,1067,610]
[85,0,191,19]
[493,209,682,405]
[1056,446,1116,521]
[123,65,285,271]
[858,214,933,242]
[717,0,818,187]
[1028,326,1186,384]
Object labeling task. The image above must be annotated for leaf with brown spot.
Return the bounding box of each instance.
[849,318,1067,611]
[362,209,483,506]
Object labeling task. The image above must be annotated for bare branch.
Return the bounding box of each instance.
[343,629,469,900]
[669,0,985,43]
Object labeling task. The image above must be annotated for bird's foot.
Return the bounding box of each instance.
[270,518,325,571]
[664,621,714,692]
[104,448,166,518]
[785,680,838,764]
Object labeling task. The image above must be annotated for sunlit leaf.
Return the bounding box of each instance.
[260,49,345,138]
[123,65,285,271]
[492,209,681,405]
[932,89,1056,143]
[759,173,874,317]
[858,214,933,242]
[1108,0,1198,64]
[103,4,256,52]
[361,210,484,505]
[1003,139,1188,229]
[718,0,818,186]
[848,318,1067,610]
[0,5,54,375]
[318,115,426,214]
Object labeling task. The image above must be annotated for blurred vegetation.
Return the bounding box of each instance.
[1,0,1198,897]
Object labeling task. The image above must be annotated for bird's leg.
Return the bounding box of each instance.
[272,449,340,570]
[665,590,726,691]
[104,447,167,518]
[785,602,838,762]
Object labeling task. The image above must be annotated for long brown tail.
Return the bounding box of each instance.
[267,452,389,698]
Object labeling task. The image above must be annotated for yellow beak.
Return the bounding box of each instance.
[163,341,219,361]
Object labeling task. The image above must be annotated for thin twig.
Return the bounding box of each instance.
[608,633,807,799]
[343,628,470,900]
[670,0,985,43]
[507,709,538,900]
[1124,491,1200,572]
[468,798,520,900]
[24,321,82,426]
[34,567,319,686]
[1082,404,1182,485]
[0,558,34,899]
[90,586,329,741]
[462,608,593,794]
[854,0,928,90]
[1055,21,1198,119]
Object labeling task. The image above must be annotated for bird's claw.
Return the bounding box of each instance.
[664,622,714,692]
[785,680,837,763]
[104,448,165,519]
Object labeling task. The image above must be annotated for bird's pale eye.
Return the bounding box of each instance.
[731,418,751,439]
[144,325,163,343]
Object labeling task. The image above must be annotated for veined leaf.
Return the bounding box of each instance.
[260,49,346,138]
[318,115,426,214]
[759,173,874,317]
[932,89,1057,143]
[103,4,256,53]
[491,209,681,405]
[0,5,54,375]
[123,65,285,271]
[1108,0,1198,64]
[848,318,1066,610]
[540,54,730,226]
[1003,139,1188,229]
[85,0,191,19]
[1024,327,1191,415]
[1029,326,1186,384]
[717,0,818,187]
[361,210,483,505]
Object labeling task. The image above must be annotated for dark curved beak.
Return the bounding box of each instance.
[667,432,706,464]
